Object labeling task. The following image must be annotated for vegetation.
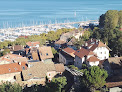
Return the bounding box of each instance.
[0,76,67,92]
[46,76,67,92]
[80,66,108,92]
[0,82,22,92]
[91,10,122,56]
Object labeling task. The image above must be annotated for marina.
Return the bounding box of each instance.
[0,20,98,42]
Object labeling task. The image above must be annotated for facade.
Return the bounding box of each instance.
[74,47,100,69]
[74,39,111,69]
[84,39,111,60]
[0,54,28,65]
[59,47,75,65]
[0,62,27,82]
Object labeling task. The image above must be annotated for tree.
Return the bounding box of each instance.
[80,66,108,92]
[82,30,91,41]
[46,76,67,92]
[104,10,119,29]
[118,10,122,28]
[0,82,22,92]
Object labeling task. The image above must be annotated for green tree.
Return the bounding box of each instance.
[118,10,122,28]
[80,66,108,92]
[0,82,22,92]
[104,10,119,29]
[46,76,67,92]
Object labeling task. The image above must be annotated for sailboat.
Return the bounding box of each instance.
[74,11,76,17]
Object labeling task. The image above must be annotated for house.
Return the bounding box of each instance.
[84,39,111,60]
[107,57,122,75]
[11,45,25,56]
[54,40,66,49]
[0,54,28,65]
[38,46,54,62]
[60,30,83,42]
[20,62,65,86]
[74,47,100,69]
[59,47,76,65]
[67,38,77,50]
[0,62,27,82]
[26,41,40,48]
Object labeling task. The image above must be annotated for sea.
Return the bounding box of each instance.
[0,0,122,29]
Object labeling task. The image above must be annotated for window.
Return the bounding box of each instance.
[105,52,106,54]
[49,74,50,76]
[22,66,25,70]
[46,53,48,56]
[100,52,102,54]
[28,73,32,76]
[9,68,11,72]
[104,56,106,59]
[14,68,17,70]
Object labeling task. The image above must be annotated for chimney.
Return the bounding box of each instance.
[28,64,31,68]
[91,38,92,42]
[18,62,21,65]
[85,42,88,46]
[105,43,106,45]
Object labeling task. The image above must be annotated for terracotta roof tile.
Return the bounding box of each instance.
[0,62,27,75]
[87,56,100,62]
[12,45,23,51]
[26,41,40,46]
[39,46,54,60]
[0,54,28,63]
[62,47,76,57]
[55,64,65,72]
[74,48,94,58]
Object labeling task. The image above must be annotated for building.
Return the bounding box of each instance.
[38,46,54,62]
[84,39,111,60]
[54,40,66,49]
[0,54,28,65]
[26,41,40,48]
[67,38,77,50]
[20,62,65,86]
[0,62,27,82]
[59,47,75,65]
[74,47,100,69]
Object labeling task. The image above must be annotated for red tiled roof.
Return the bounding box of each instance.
[26,41,40,46]
[19,36,28,39]
[106,81,122,88]
[0,62,27,75]
[87,56,100,62]
[62,47,76,57]
[63,47,75,54]
[74,48,94,58]
[12,45,23,51]
[0,54,28,63]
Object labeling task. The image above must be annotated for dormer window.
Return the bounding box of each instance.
[46,53,48,56]
[9,68,11,72]
[22,66,25,70]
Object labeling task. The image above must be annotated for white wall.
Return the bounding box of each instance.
[46,71,57,80]
[93,47,109,60]
[89,61,99,66]
[0,72,20,82]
